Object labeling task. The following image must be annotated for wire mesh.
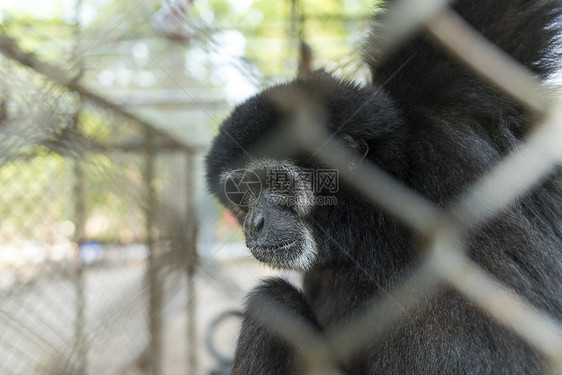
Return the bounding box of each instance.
[0,0,561,374]
[227,0,562,373]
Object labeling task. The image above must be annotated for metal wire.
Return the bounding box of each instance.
[1,0,561,374]
[230,0,562,373]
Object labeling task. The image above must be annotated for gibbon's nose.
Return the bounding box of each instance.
[247,210,265,237]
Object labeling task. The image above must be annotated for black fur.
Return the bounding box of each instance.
[206,0,562,373]
[231,278,325,374]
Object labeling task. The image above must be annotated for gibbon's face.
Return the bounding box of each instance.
[207,73,399,270]
[221,159,320,271]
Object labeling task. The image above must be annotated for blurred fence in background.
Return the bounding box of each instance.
[0,0,201,372]
[0,35,200,372]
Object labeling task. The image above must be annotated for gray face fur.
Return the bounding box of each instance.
[220,159,319,270]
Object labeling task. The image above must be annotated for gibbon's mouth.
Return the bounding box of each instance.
[247,239,301,265]
[250,239,300,253]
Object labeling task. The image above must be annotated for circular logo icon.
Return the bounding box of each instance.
[224,169,262,207]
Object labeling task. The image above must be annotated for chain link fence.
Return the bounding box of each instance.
[0,7,201,371]
[1,0,561,374]
[222,0,562,374]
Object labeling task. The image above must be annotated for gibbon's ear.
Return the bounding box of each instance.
[342,134,369,174]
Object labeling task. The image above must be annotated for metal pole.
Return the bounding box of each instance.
[144,128,162,375]
[73,157,87,375]
[72,0,87,370]
[185,152,198,374]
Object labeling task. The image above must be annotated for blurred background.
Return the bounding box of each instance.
[0,0,372,374]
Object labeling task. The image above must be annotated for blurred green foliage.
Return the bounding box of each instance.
[0,0,375,244]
